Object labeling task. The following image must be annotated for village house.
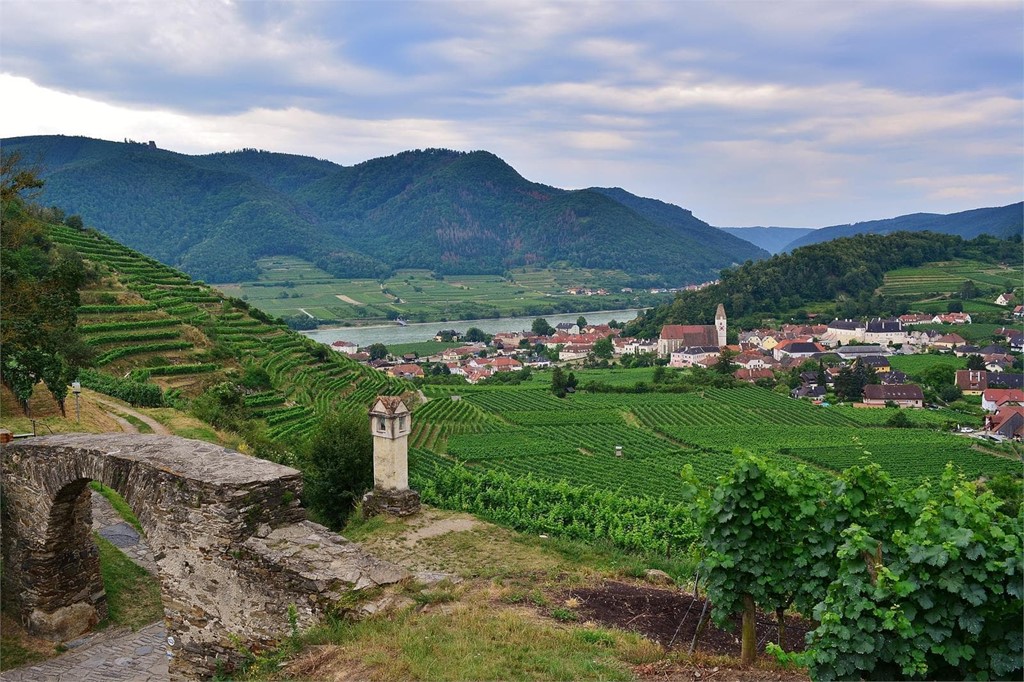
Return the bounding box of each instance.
[657,305,726,357]
[733,350,776,370]
[387,364,424,379]
[878,370,908,385]
[734,368,775,383]
[822,319,865,346]
[985,406,1024,439]
[995,292,1015,306]
[329,340,359,354]
[982,388,1024,413]
[933,312,972,325]
[441,345,485,362]
[995,328,1024,352]
[956,370,988,395]
[492,331,527,348]
[953,344,981,358]
[669,346,721,368]
[622,338,658,355]
[555,322,580,335]
[898,313,935,326]
[772,340,825,361]
[558,344,591,361]
[863,318,911,346]
[1013,305,1023,318]
[862,384,924,408]
[856,355,892,373]
[932,333,967,350]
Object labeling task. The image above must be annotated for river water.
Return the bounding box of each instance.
[300,308,647,347]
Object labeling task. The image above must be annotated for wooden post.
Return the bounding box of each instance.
[741,593,757,665]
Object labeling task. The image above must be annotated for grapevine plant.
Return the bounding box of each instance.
[701,456,1023,679]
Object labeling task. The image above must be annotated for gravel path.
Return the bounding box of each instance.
[0,493,169,682]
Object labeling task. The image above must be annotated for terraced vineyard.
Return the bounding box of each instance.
[49,225,408,447]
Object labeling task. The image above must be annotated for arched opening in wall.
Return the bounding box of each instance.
[24,477,164,643]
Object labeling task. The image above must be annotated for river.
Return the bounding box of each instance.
[300,308,647,347]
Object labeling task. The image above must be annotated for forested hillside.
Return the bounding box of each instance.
[626,231,1021,338]
[1,136,767,286]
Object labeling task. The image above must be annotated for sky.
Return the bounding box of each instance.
[1,0,1021,227]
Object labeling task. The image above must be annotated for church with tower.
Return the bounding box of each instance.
[656,304,727,357]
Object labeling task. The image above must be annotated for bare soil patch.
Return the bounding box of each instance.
[564,581,812,656]
[335,294,364,305]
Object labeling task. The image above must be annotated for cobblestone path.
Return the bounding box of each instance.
[0,492,169,681]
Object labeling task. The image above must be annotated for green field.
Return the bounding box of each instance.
[215,257,665,325]
[409,382,1018,505]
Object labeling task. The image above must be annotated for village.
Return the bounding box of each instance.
[325,299,1024,442]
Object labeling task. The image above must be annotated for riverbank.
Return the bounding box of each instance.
[301,309,647,347]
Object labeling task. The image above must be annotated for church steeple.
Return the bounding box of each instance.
[715,304,727,347]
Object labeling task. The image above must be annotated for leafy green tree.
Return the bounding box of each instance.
[551,366,567,398]
[713,348,737,375]
[959,279,978,299]
[463,327,490,343]
[592,335,614,359]
[367,343,389,360]
[947,300,964,313]
[576,316,587,328]
[301,411,374,529]
[965,354,985,370]
[531,318,555,336]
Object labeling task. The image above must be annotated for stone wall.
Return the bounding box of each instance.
[1,434,407,680]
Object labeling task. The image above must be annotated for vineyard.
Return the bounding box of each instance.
[49,225,409,446]
[407,383,1019,506]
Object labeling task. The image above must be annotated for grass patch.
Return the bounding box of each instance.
[250,599,657,681]
[95,534,163,630]
[114,412,154,433]
[0,614,57,671]
[90,482,144,534]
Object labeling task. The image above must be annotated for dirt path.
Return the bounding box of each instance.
[89,395,170,435]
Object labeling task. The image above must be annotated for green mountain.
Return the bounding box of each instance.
[779,204,1023,252]
[718,226,816,254]
[2,135,768,286]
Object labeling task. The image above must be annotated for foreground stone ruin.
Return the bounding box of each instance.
[1,434,408,680]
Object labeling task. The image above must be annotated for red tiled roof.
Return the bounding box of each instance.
[659,325,719,345]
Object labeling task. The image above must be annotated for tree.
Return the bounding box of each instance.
[367,343,389,360]
[592,335,614,359]
[64,214,84,230]
[576,316,587,328]
[965,354,985,370]
[947,300,964,313]
[531,317,555,336]
[464,327,490,343]
[960,279,978,300]
[302,411,374,529]
[714,348,737,375]
[551,366,568,398]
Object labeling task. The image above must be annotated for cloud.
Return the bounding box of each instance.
[0,74,468,163]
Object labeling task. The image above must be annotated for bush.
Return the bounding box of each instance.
[301,411,374,529]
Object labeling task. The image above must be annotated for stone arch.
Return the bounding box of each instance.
[2,433,407,679]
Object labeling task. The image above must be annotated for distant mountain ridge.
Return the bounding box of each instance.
[779,204,1023,251]
[2,135,768,285]
[718,227,816,254]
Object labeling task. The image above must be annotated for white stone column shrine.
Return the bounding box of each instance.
[362,395,421,516]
